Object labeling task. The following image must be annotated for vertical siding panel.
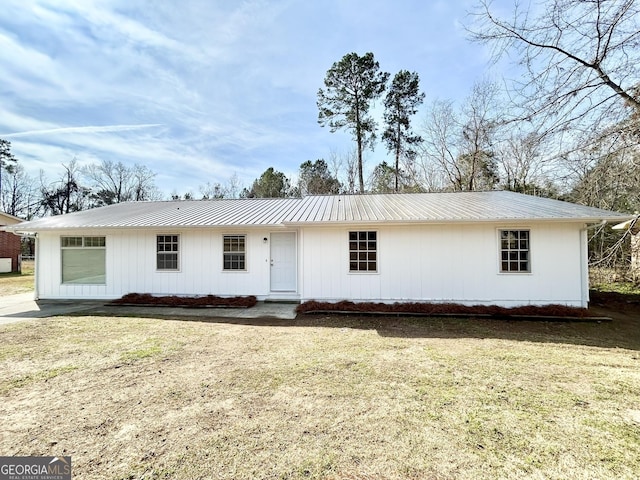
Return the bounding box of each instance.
[210,232,221,294]
[142,232,152,294]
[106,232,116,296]
[299,223,585,307]
[128,231,138,295]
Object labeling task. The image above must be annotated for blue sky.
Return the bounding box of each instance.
[0,0,509,196]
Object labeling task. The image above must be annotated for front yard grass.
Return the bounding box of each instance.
[0,260,34,295]
[2,311,640,479]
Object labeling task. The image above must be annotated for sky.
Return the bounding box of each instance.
[0,0,511,197]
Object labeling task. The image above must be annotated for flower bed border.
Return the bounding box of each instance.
[110,293,257,309]
[297,300,610,321]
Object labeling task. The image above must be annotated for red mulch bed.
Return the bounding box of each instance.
[296,300,598,318]
[111,293,257,308]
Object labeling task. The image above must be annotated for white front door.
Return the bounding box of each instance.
[270,232,297,292]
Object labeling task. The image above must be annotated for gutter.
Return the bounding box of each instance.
[33,233,39,300]
[580,219,607,232]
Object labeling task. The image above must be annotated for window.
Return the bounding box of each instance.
[61,236,106,284]
[500,230,530,273]
[223,235,246,270]
[349,231,377,272]
[157,235,179,270]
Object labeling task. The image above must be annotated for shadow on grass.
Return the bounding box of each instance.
[0,272,27,279]
[91,304,640,352]
[66,291,640,351]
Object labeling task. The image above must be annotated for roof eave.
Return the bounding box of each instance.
[8,214,633,233]
[6,223,292,233]
[283,216,633,227]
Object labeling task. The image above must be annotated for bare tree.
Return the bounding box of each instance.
[200,182,226,199]
[83,159,160,206]
[458,81,501,191]
[420,99,459,190]
[343,149,359,194]
[83,160,129,205]
[0,163,41,219]
[566,127,640,283]
[420,81,501,191]
[199,173,243,200]
[469,0,640,139]
[41,159,90,215]
[497,129,557,196]
[131,164,162,201]
[570,134,640,212]
[225,174,242,199]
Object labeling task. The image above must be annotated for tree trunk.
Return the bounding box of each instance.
[355,106,364,194]
[357,137,364,194]
[395,125,401,193]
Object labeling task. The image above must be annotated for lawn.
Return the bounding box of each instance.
[0,260,34,295]
[1,305,639,479]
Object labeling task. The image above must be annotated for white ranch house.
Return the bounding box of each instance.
[6,191,631,308]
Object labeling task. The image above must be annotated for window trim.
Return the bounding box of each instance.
[497,228,532,274]
[60,235,106,285]
[222,234,247,272]
[348,230,378,274]
[156,234,180,272]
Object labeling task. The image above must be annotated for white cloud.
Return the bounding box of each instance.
[2,124,164,138]
[1,0,498,197]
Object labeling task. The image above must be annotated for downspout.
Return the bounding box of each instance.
[33,233,40,300]
[298,228,304,301]
[579,220,607,308]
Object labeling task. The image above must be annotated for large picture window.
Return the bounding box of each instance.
[349,231,377,272]
[157,235,179,270]
[61,236,106,284]
[499,230,530,273]
[223,235,246,270]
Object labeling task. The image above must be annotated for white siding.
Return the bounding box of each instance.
[37,229,279,299]
[299,223,587,307]
[36,222,588,307]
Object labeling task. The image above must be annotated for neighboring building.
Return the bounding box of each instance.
[5,191,632,307]
[0,212,23,273]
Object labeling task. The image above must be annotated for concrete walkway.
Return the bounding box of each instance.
[0,293,107,325]
[0,293,298,325]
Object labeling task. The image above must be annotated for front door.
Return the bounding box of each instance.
[270,232,297,292]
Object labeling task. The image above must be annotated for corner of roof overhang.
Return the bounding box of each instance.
[612,214,640,233]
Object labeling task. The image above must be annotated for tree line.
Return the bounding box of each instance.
[0,144,162,220]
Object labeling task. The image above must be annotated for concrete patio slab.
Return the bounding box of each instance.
[0,293,298,325]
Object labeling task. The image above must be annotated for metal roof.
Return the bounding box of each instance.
[6,191,631,233]
[8,198,305,231]
[285,191,632,224]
